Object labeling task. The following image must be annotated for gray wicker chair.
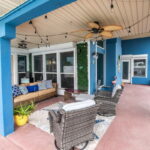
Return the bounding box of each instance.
[95,89,122,116]
[49,104,100,150]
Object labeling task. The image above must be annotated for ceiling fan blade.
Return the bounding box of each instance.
[85,33,94,39]
[100,31,113,38]
[71,28,90,33]
[103,25,123,31]
[88,22,99,29]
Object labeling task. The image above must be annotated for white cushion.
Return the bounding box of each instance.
[62,100,95,112]
[75,94,95,101]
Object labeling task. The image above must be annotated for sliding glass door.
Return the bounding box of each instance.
[18,55,27,84]
[60,52,74,89]
[34,55,43,81]
[46,53,57,82]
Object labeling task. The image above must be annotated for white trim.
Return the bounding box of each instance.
[74,46,78,90]
[121,54,148,83]
[87,40,91,94]
[28,42,75,53]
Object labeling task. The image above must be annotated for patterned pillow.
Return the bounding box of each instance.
[38,81,47,91]
[12,85,22,97]
[19,86,28,95]
[44,80,53,89]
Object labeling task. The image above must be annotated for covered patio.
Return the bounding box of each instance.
[0,0,150,150]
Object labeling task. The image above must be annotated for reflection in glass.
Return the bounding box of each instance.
[46,54,57,72]
[34,55,43,72]
[46,74,57,83]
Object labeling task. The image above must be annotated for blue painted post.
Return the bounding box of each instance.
[0,38,14,136]
[0,25,15,136]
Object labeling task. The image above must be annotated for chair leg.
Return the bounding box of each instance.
[54,140,60,150]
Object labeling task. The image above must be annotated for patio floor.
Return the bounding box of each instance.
[0,84,150,150]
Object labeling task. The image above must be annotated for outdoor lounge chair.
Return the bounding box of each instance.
[49,100,100,150]
[95,87,122,116]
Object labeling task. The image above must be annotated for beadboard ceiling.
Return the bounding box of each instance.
[0,0,27,17]
[10,0,150,49]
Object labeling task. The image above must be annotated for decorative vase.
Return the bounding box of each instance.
[14,115,29,126]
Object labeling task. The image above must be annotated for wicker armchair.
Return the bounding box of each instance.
[95,89,122,116]
[49,104,100,150]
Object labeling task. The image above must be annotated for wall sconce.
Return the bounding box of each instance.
[92,52,98,64]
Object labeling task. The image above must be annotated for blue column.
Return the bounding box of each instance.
[0,24,15,136]
[0,38,14,136]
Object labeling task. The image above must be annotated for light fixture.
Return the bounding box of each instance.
[25,35,27,40]
[128,26,131,33]
[45,14,48,19]
[29,20,32,24]
[46,36,49,42]
[35,29,37,34]
[110,0,114,9]
[65,33,68,38]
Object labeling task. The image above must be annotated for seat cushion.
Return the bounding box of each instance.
[75,94,95,101]
[27,85,39,92]
[38,81,47,91]
[19,86,28,95]
[12,85,22,97]
[38,88,56,96]
[14,92,39,103]
[44,80,53,89]
[62,100,96,112]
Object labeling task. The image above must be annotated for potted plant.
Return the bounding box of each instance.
[14,102,36,126]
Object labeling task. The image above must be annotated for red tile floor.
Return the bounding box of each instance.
[1,84,150,150]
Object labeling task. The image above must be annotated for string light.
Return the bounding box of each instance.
[128,26,131,33]
[46,36,49,42]
[25,35,27,40]
[29,20,32,24]
[35,29,37,34]
[110,0,114,9]
[65,33,68,38]
[45,14,48,19]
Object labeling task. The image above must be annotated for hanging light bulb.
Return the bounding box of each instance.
[110,0,114,13]
[29,20,32,24]
[65,33,68,38]
[45,14,48,19]
[25,35,27,40]
[35,29,37,34]
[41,40,42,44]
[46,36,49,42]
[128,26,131,33]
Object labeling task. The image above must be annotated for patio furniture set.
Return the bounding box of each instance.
[49,85,123,150]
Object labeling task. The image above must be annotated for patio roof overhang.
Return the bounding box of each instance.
[0,0,76,136]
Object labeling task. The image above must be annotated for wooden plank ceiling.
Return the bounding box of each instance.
[11,0,150,49]
[0,0,27,17]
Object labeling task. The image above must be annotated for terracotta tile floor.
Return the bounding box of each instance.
[1,85,150,150]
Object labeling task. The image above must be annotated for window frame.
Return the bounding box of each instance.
[132,55,148,78]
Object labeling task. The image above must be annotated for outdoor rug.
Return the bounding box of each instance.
[29,102,115,150]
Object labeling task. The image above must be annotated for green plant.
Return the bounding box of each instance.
[14,102,36,116]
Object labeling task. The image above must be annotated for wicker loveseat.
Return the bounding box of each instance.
[14,81,57,107]
[49,101,100,150]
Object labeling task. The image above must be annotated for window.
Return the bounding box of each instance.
[60,52,74,89]
[46,53,57,82]
[18,55,27,84]
[34,55,43,81]
[133,58,147,77]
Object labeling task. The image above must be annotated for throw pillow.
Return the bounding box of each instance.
[19,86,28,95]
[27,85,39,92]
[12,85,22,97]
[38,81,47,91]
[44,80,53,89]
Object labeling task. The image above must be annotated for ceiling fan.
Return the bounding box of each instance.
[18,40,27,49]
[71,21,123,39]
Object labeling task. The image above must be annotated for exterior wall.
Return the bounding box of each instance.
[122,37,150,85]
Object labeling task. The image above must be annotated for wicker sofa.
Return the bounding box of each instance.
[14,81,57,107]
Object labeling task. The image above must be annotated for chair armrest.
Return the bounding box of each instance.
[49,110,61,123]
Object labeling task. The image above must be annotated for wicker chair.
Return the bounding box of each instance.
[49,104,100,150]
[95,89,122,116]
